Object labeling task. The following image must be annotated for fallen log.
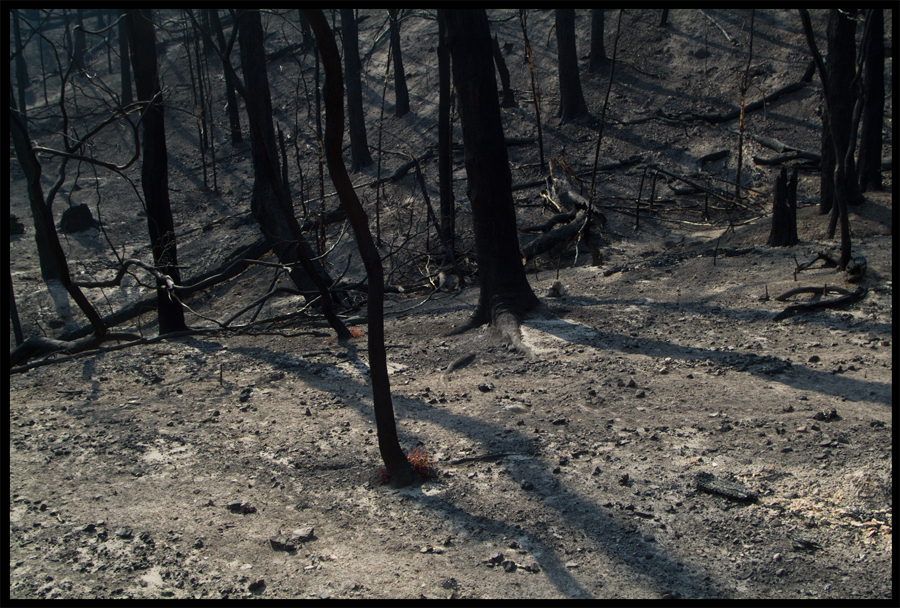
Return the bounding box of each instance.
[773,286,866,322]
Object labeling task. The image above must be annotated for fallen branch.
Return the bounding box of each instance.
[774,285,852,302]
[772,286,866,322]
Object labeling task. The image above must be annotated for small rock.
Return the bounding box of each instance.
[270,536,296,552]
[520,481,534,491]
[484,552,504,564]
[291,527,315,542]
[478,383,494,393]
[115,527,133,539]
[501,560,517,572]
[565,561,579,569]
[248,579,265,592]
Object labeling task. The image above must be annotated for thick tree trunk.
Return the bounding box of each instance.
[126,9,188,334]
[442,9,540,336]
[858,8,884,192]
[589,9,608,72]
[12,10,29,119]
[304,9,417,488]
[388,9,410,117]
[437,13,455,255]
[341,9,374,172]
[555,9,589,123]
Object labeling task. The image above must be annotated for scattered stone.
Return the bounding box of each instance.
[695,471,757,501]
[227,501,256,514]
[551,418,568,425]
[248,579,265,592]
[565,561,579,569]
[478,383,494,393]
[290,527,315,542]
[501,560,517,572]
[115,527,133,539]
[484,552,504,565]
[269,536,296,552]
[618,473,630,486]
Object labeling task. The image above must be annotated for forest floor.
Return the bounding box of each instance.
[9,9,893,599]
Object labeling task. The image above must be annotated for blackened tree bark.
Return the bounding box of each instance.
[589,9,608,72]
[233,10,348,339]
[9,89,107,338]
[819,9,864,218]
[341,9,374,172]
[126,9,187,334]
[800,9,853,270]
[208,9,242,145]
[12,10,29,119]
[491,34,516,108]
[767,167,799,247]
[555,9,589,123]
[388,9,410,117]
[857,8,884,192]
[73,9,86,72]
[118,11,133,107]
[659,9,669,28]
[437,13,455,254]
[442,9,540,349]
[303,8,417,488]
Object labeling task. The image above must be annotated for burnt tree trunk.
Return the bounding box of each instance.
[126,9,188,334]
[491,34,516,108]
[820,9,864,220]
[857,8,884,192]
[442,9,540,346]
[767,167,799,247]
[234,11,347,331]
[9,89,107,338]
[437,12,455,255]
[388,9,410,117]
[12,10,29,119]
[118,11,133,107]
[304,8,417,488]
[589,9,608,72]
[341,9,374,172]
[208,9,242,145]
[555,9,589,124]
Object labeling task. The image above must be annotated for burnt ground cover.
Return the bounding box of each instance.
[9,9,892,599]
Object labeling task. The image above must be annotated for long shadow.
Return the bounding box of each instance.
[215,332,727,598]
[523,297,891,407]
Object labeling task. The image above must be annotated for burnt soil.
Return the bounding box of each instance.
[8,9,893,599]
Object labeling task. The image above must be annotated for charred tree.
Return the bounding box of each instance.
[659,9,669,28]
[857,8,884,192]
[208,9,242,145]
[388,9,410,117]
[341,9,374,172]
[491,34,516,108]
[126,9,187,334]
[9,89,107,338]
[233,10,348,338]
[73,9,86,73]
[442,9,540,349]
[589,9,608,72]
[437,12,455,254]
[767,167,799,247]
[116,11,134,107]
[304,8,417,488]
[12,10,29,119]
[555,9,589,124]
[819,9,865,216]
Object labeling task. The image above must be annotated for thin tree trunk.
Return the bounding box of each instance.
[857,8,884,192]
[126,9,188,334]
[341,9,374,172]
[437,13,455,255]
[555,9,589,123]
[388,9,410,117]
[304,8,417,487]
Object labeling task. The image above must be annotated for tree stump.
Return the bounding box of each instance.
[767,167,798,247]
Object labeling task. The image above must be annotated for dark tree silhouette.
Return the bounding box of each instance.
[341,9,374,172]
[818,9,864,217]
[126,9,188,334]
[73,9,86,72]
[303,8,418,487]
[441,9,540,349]
[767,167,799,247]
[231,9,349,339]
[388,9,410,117]
[589,9,608,72]
[9,89,107,338]
[857,8,884,192]
[555,9,589,123]
[118,11,133,107]
[12,10,29,119]
[437,12,455,254]
[207,9,242,146]
[491,34,516,108]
